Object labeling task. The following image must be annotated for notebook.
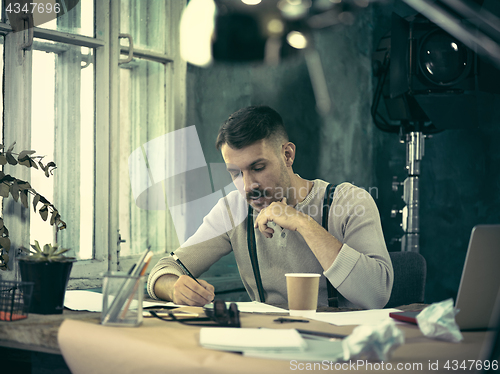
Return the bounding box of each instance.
[455,225,500,331]
[199,328,307,352]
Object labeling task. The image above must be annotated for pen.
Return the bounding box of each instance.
[296,329,347,340]
[170,252,201,285]
[127,263,136,275]
[119,251,154,319]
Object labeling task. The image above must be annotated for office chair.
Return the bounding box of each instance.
[385,251,427,308]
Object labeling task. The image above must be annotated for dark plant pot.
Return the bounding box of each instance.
[18,260,74,315]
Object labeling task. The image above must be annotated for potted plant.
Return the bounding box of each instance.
[0,142,66,270]
[0,142,69,314]
[18,241,75,315]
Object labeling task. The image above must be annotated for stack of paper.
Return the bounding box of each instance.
[311,308,402,326]
[199,328,307,352]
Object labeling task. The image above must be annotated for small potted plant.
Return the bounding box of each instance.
[0,142,66,270]
[18,241,75,315]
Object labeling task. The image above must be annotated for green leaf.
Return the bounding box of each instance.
[53,247,70,256]
[6,152,17,165]
[33,194,40,212]
[16,180,31,190]
[20,190,29,209]
[57,220,67,230]
[6,142,17,165]
[39,205,49,221]
[31,241,42,254]
[19,155,38,169]
[38,160,46,171]
[50,210,59,225]
[0,237,11,251]
[18,150,36,159]
[6,142,15,153]
[19,246,30,255]
[0,174,15,183]
[49,244,57,256]
[45,162,57,177]
[0,183,9,198]
[43,244,51,255]
[0,154,7,165]
[10,182,20,202]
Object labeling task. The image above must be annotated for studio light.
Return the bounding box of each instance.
[372,12,500,132]
[417,29,472,87]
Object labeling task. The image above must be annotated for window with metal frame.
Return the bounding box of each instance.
[0,1,186,287]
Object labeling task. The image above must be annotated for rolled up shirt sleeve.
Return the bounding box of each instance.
[323,184,393,309]
[147,192,246,300]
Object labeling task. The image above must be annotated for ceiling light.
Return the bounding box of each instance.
[287,31,308,49]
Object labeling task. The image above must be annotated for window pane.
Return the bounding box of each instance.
[119,59,177,257]
[120,0,167,53]
[30,43,95,260]
[33,0,94,38]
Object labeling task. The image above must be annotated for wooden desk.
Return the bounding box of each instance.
[0,310,99,374]
[0,305,489,374]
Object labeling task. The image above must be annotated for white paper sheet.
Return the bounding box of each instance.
[231,301,288,314]
[244,338,344,361]
[65,290,288,314]
[64,290,167,312]
[200,327,306,352]
[310,308,402,326]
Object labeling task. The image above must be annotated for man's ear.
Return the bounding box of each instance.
[283,142,296,167]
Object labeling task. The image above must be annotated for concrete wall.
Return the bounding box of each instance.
[186,4,500,304]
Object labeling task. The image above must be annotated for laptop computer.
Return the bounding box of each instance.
[455,225,500,331]
[390,225,500,330]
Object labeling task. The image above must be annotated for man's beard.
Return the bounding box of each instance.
[246,164,291,208]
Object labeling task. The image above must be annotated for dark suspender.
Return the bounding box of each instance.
[247,183,339,307]
[247,205,266,302]
[323,184,339,307]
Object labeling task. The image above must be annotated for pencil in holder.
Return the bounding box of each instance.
[101,272,145,327]
[0,280,34,321]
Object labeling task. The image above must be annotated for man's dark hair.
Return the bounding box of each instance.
[215,106,289,150]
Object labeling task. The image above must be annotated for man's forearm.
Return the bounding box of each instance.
[153,274,179,301]
[296,215,342,270]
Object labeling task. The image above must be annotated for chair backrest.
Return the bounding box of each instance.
[385,251,427,308]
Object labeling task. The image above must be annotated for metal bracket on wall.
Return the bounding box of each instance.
[118,33,134,65]
[20,15,33,50]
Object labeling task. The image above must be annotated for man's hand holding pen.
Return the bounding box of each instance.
[172,275,215,306]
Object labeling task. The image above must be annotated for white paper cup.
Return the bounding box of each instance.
[285,273,321,318]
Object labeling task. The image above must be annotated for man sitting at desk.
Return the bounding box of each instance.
[147,106,393,309]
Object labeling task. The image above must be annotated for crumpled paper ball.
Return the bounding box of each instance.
[342,319,405,361]
[416,298,463,343]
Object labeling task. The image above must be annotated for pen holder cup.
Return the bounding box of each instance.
[101,272,145,327]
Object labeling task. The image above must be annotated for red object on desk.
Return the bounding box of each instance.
[0,311,28,321]
[389,311,421,325]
